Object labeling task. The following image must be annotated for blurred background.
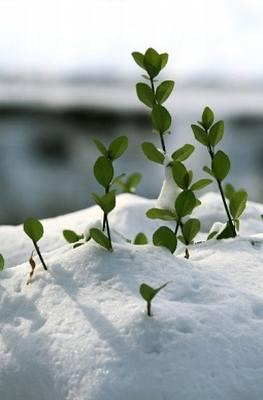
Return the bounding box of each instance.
[0,0,263,225]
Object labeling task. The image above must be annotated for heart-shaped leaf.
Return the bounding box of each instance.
[23,218,44,243]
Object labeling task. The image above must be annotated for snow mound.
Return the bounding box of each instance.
[0,193,263,400]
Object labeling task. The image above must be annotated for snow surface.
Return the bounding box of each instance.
[1,192,263,400]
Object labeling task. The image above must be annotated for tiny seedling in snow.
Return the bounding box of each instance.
[132,47,174,154]
[133,232,148,245]
[191,107,248,238]
[139,282,169,316]
[62,229,86,248]
[23,218,48,271]
[91,136,128,251]
[0,254,5,272]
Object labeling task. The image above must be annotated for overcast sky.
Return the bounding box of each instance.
[0,0,262,81]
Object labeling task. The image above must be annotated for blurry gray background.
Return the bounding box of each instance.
[0,0,263,225]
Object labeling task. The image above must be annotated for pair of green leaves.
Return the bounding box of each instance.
[141,143,195,166]
[192,107,224,147]
[178,218,200,246]
[140,281,169,316]
[92,191,116,215]
[93,136,128,162]
[136,81,174,108]
[132,48,168,78]
[172,161,212,191]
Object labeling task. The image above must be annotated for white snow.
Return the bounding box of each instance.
[1,192,263,400]
[156,154,177,212]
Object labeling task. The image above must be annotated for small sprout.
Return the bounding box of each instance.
[26,251,36,285]
[133,232,148,245]
[179,218,201,259]
[89,228,112,251]
[114,172,142,194]
[139,282,169,316]
[23,218,48,271]
[153,226,177,254]
[0,254,5,272]
[63,230,84,244]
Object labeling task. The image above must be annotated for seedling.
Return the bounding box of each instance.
[191,107,248,238]
[139,282,169,316]
[133,232,148,245]
[114,172,142,194]
[23,218,48,270]
[0,254,4,272]
[178,218,201,259]
[91,136,128,251]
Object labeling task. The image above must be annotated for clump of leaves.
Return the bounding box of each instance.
[132,47,174,154]
[114,172,142,194]
[139,282,169,316]
[91,136,128,251]
[23,218,48,271]
[191,107,248,238]
[0,254,5,272]
[147,160,211,257]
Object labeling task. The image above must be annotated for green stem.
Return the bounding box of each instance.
[102,184,110,231]
[174,219,181,235]
[207,143,236,237]
[184,247,189,259]
[33,241,48,271]
[105,215,113,251]
[150,76,166,153]
[147,301,152,317]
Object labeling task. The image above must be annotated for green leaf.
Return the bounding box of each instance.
[182,218,200,244]
[160,53,168,69]
[212,150,231,181]
[93,191,116,214]
[203,165,214,177]
[23,218,44,242]
[191,124,208,146]
[217,222,235,239]
[93,156,113,188]
[93,138,108,157]
[136,83,155,108]
[144,48,161,78]
[190,178,213,191]
[90,228,111,251]
[225,183,236,200]
[209,121,224,146]
[153,226,177,253]
[131,51,145,69]
[63,230,83,244]
[133,232,148,245]
[207,230,218,240]
[126,173,142,193]
[172,144,195,162]
[202,106,214,129]
[152,105,171,134]
[0,254,4,271]
[141,142,164,164]
[146,208,176,221]
[156,80,175,104]
[139,281,169,302]
[172,161,189,190]
[108,136,128,160]
[175,190,196,218]
[229,191,248,219]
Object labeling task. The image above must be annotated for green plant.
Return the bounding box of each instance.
[191,107,248,238]
[0,254,4,272]
[132,48,174,154]
[133,232,148,245]
[139,282,169,316]
[114,172,142,194]
[23,218,48,270]
[91,136,128,251]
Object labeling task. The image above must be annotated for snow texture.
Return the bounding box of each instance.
[0,192,263,400]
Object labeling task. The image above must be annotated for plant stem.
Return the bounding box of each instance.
[105,215,113,251]
[102,184,110,231]
[33,241,48,271]
[150,76,166,153]
[207,143,236,237]
[184,247,189,259]
[174,219,181,235]
[147,301,152,317]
